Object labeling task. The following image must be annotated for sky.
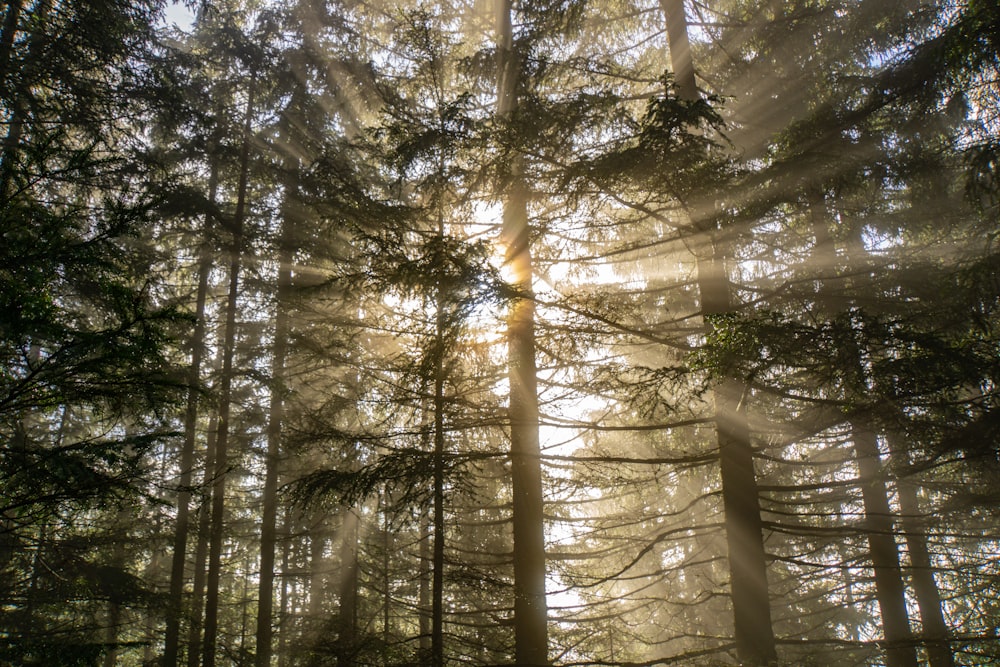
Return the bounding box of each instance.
[162,0,195,30]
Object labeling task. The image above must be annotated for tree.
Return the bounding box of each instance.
[0,0,189,663]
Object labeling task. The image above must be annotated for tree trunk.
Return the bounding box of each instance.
[717,377,775,665]
[309,515,326,621]
[165,163,218,667]
[0,0,50,201]
[382,492,391,645]
[0,0,23,94]
[496,1,548,664]
[103,513,128,667]
[661,1,776,663]
[432,220,448,667]
[187,409,218,667]
[278,506,292,667]
[419,506,431,660]
[255,157,297,667]
[336,508,359,667]
[852,426,918,667]
[202,86,255,667]
[888,435,953,667]
[833,221,917,667]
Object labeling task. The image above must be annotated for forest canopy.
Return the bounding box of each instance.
[1,0,998,666]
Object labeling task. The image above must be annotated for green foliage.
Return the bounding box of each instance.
[0,637,109,667]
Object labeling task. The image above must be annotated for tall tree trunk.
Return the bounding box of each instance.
[103,512,128,667]
[309,516,326,621]
[202,86,255,667]
[889,436,953,667]
[496,1,548,664]
[833,221,918,667]
[431,215,448,667]
[813,205,919,667]
[419,492,432,661]
[852,426,918,667]
[661,1,776,663]
[165,164,219,667]
[0,0,50,201]
[0,0,23,94]
[336,508,359,667]
[187,410,218,667]
[716,376,775,665]
[382,492,391,645]
[278,506,293,667]
[255,157,297,667]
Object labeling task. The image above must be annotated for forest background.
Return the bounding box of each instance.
[1,0,998,665]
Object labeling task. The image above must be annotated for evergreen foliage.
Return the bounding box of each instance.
[1,0,998,665]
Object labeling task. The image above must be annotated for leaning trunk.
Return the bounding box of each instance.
[889,435,953,667]
[852,426,918,667]
[837,221,917,667]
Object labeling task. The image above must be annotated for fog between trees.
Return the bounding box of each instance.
[1,0,999,665]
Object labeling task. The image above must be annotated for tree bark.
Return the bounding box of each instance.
[0,0,50,201]
[432,219,447,667]
[497,1,549,663]
[836,222,917,667]
[0,0,23,95]
[661,1,776,663]
[187,410,218,667]
[336,508,359,667]
[165,163,218,667]
[255,157,297,667]
[202,86,255,667]
[852,426,918,667]
[382,492,392,644]
[309,515,326,621]
[278,506,292,667]
[419,510,431,660]
[889,435,953,667]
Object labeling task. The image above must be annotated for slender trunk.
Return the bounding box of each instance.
[103,521,127,667]
[899,485,953,667]
[165,165,219,667]
[255,159,297,667]
[837,542,860,642]
[187,410,218,667]
[889,435,953,667]
[202,86,255,667]
[240,571,250,657]
[309,516,326,621]
[419,494,432,660]
[144,548,165,665]
[716,376,774,665]
[496,1,548,663]
[336,509,359,667]
[852,426,918,667]
[0,0,50,201]
[0,0,23,94]
[659,0,696,99]
[104,602,121,667]
[829,221,917,667]
[382,492,391,645]
[661,1,775,663]
[278,506,292,667]
[432,269,447,667]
